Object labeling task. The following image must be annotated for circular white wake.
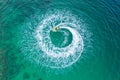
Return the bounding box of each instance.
[35,11,84,68]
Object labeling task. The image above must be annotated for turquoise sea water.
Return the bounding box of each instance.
[0,0,120,80]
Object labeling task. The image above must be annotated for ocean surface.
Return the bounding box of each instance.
[0,0,120,80]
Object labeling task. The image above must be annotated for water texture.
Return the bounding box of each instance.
[0,0,120,80]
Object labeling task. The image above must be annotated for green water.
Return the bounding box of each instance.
[50,28,73,48]
[0,0,120,80]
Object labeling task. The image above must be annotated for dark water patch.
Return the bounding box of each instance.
[23,72,30,79]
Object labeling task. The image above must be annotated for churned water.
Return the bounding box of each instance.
[0,0,120,80]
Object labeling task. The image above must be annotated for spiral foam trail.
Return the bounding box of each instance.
[33,11,84,68]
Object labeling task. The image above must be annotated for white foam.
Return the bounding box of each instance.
[35,11,84,68]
